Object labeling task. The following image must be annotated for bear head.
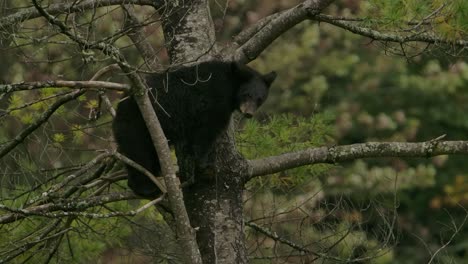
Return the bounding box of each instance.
[232,62,277,118]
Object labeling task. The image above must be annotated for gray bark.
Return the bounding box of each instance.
[133,93,203,264]
[181,127,250,263]
[159,0,218,64]
[249,140,468,178]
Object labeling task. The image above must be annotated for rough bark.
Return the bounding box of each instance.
[156,1,250,262]
[234,0,335,63]
[248,140,468,178]
[181,126,250,263]
[159,0,218,64]
[133,93,203,264]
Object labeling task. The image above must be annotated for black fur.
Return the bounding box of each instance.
[112,61,276,197]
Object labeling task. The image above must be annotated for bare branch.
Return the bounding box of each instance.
[90,64,121,81]
[0,194,163,220]
[36,152,112,201]
[30,1,202,262]
[428,206,468,264]
[0,90,75,117]
[246,221,377,262]
[0,89,86,159]
[113,152,167,193]
[233,11,283,46]
[118,3,204,262]
[246,222,324,257]
[234,1,467,63]
[0,192,138,224]
[90,64,122,118]
[315,14,468,48]
[234,0,335,63]
[0,67,117,202]
[0,0,154,29]
[30,1,201,261]
[121,4,162,71]
[248,140,468,178]
[0,80,129,95]
[0,220,64,264]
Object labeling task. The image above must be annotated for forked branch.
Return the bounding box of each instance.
[234,0,335,62]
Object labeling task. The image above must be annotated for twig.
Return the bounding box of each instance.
[113,151,167,193]
[0,89,86,158]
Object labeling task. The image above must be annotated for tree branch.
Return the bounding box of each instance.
[121,4,162,72]
[36,152,112,200]
[159,0,217,64]
[30,1,202,262]
[234,0,335,63]
[0,89,86,159]
[0,192,139,224]
[246,221,357,262]
[0,0,154,29]
[0,220,64,263]
[315,14,468,48]
[248,140,468,178]
[113,151,167,193]
[90,64,122,118]
[0,80,129,95]
[0,194,163,220]
[234,1,467,63]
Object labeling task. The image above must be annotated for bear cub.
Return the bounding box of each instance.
[112,61,276,197]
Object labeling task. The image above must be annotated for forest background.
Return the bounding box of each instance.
[1,0,468,263]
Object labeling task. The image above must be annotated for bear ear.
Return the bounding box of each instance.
[263,71,277,87]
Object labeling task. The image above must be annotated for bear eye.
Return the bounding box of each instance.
[241,92,252,99]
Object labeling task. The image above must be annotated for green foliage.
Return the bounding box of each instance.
[238,113,335,188]
[365,0,468,40]
[0,186,136,263]
[53,133,66,143]
[239,113,335,158]
[242,1,468,262]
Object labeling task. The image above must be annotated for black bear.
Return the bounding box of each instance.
[112,61,276,197]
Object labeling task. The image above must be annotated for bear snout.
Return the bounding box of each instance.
[240,101,257,118]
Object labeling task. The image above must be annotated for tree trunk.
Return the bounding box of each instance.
[157,1,249,263]
[159,0,218,64]
[181,127,249,263]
